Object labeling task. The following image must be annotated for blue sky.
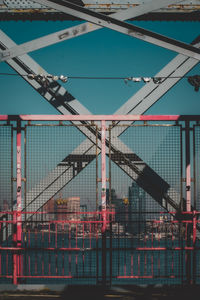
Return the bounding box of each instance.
[0,20,200,115]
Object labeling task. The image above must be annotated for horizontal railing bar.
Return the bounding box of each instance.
[1,115,200,121]
[0,220,104,224]
[0,247,81,251]
[117,276,177,279]
[17,276,73,279]
[0,247,198,251]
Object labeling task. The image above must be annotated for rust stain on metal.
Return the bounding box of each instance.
[4,4,200,14]
[12,8,54,13]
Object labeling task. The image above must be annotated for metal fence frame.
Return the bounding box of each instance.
[0,114,200,285]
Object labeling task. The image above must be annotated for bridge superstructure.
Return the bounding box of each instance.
[0,0,200,21]
[0,0,200,285]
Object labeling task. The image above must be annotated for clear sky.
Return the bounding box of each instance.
[0,20,200,115]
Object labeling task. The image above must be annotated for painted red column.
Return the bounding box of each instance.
[185,121,191,212]
[101,120,107,232]
[193,211,197,284]
[185,121,192,284]
[101,120,107,286]
[13,211,17,284]
[13,120,22,284]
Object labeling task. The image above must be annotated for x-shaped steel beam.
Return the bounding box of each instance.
[0,3,199,215]
[32,0,200,60]
[0,0,183,61]
[1,30,199,214]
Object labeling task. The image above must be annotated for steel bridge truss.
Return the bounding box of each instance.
[1,0,200,21]
[0,0,200,217]
[0,0,200,287]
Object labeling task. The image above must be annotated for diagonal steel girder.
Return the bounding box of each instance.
[32,0,200,61]
[0,31,198,214]
[0,28,197,212]
[0,0,183,61]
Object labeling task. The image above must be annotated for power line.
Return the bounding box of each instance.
[0,72,193,80]
[0,72,200,90]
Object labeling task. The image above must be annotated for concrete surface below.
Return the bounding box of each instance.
[0,285,200,300]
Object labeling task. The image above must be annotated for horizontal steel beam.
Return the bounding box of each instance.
[32,0,200,60]
[0,0,182,61]
[1,0,200,17]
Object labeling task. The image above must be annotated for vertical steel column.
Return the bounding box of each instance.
[13,120,22,284]
[192,211,197,284]
[185,121,191,212]
[17,120,22,236]
[185,121,192,284]
[13,210,17,284]
[101,120,107,230]
[101,120,107,286]
[192,126,197,284]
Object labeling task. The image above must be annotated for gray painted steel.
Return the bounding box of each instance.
[0,0,183,61]
[1,39,198,214]
[112,40,200,133]
[32,0,200,60]
[1,0,200,13]
[0,30,196,214]
[0,32,182,214]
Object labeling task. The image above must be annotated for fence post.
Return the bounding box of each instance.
[185,121,192,284]
[192,211,197,284]
[13,120,22,284]
[13,211,17,284]
[101,120,107,286]
[185,121,191,213]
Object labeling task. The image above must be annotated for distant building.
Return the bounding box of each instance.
[80,204,87,220]
[56,200,68,222]
[55,196,80,222]
[128,182,146,234]
[43,197,55,221]
[2,200,10,211]
[106,188,123,223]
[67,197,80,221]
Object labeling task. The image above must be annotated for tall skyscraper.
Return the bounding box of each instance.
[106,188,122,222]
[128,182,146,234]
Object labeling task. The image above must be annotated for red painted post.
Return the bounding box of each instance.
[185,121,191,212]
[13,120,22,284]
[101,120,107,232]
[185,121,192,284]
[101,120,107,286]
[13,211,17,284]
[193,211,197,284]
[193,212,197,246]
[17,120,22,238]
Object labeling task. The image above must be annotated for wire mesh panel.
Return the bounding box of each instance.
[1,116,200,286]
[18,211,102,284]
[0,125,13,211]
[25,123,98,214]
[193,125,200,283]
[108,212,190,285]
[0,124,13,282]
[109,123,182,215]
[109,122,183,284]
[23,122,100,284]
[194,125,200,211]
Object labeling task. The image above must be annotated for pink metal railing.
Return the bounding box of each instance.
[0,211,199,283]
[0,115,200,285]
